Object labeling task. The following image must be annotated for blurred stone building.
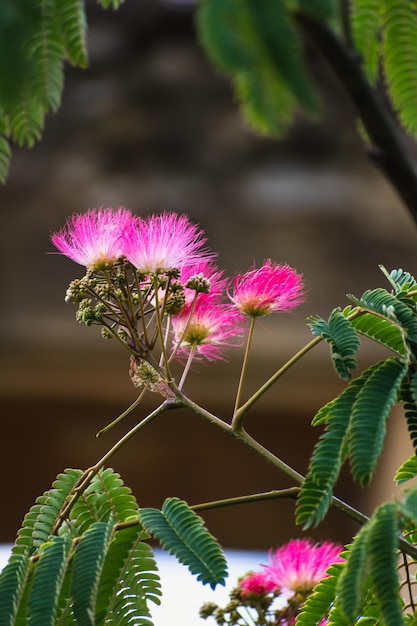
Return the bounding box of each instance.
[0,0,416,547]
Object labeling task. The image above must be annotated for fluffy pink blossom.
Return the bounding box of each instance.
[239,539,343,602]
[265,538,343,598]
[239,571,277,596]
[231,260,306,317]
[171,302,244,361]
[122,212,213,274]
[51,207,134,269]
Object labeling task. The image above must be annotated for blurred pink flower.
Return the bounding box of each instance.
[265,538,343,598]
[231,260,306,317]
[51,207,134,269]
[239,570,277,597]
[171,302,244,361]
[122,212,213,274]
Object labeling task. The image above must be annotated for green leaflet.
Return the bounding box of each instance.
[382,0,417,137]
[297,367,377,529]
[12,468,82,557]
[350,0,381,83]
[309,308,360,379]
[139,497,227,590]
[345,305,408,358]
[297,359,407,527]
[95,524,160,624]
[337,530,371,622]
[71,520,114,626]
[104,539,161,625]
[28,536,72,626]
[348,287,417,358]
[0,554,31,626]
[295,560,345,625]
[368,504,403,626]
[70,468,140,536]
[196,0,318,137]
[350,358,407,486]
[56,0,88,67]
[395,455,417,484]
[26,0,65,112]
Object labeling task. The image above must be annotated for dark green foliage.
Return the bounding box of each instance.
[71,521,114,626]
[383,0,417,136]
[140,497,228,589]
[0,0,124,182]
[196,0,318,137]
[349,358,407,486]
[295,560,345,625]
[297,358,407,527]
[104,538,161,625]
[12,468,83,558]
[344,305,409,357]
[350,0,381,82]
[367,504,403,626]
[337,530,371,621]
[395,455,417,484]
[28,536,72,626]
[0,554,31,626]
[309,308,360,379]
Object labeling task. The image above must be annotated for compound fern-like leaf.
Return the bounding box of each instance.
[56,0,88,67]
[28,535,72,626]
[350,0,381,83]
[368,503,403,626]
[350,358,407,486]
[344,305,408,358]
[12,468,82,557]
[196,0,317,137]
[140,497,227,589]
[105,539,161,625]
[71,520,114,626]
[382,0,417,137]
[27,0,65,112]
[0,554,31,626]
[337,530,371,621]
[309,308,360,379]
[297,369,375,529]
[296,560,345,625]
[95,523,160,624]
[395,455,417,484]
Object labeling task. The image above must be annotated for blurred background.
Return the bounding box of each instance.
[1,0,417,548]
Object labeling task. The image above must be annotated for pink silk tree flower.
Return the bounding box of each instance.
[51,207,134,270]
[231,260,306,317]
[239,570,277,597]
[179,260,228,312]
[171,302,244,361]
[264,538,344,599]
[122,211,213,274]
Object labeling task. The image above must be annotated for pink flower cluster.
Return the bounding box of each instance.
[240,538,343,600]
[51,207,211,272]
[51,207,306,362]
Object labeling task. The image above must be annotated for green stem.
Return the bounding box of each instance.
[232,316,256,426]
[168,291,200,363]
[153,275,172,381]
[233,336,323,424]
[178,345,196,390]
[191,487,300,512]
[95,389,146,437]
